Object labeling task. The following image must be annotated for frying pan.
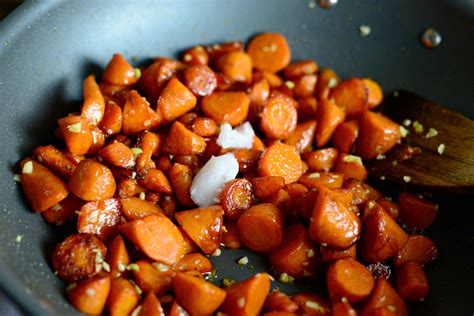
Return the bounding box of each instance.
[0,1,473,315]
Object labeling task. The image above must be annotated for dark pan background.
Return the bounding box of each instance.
[0,1,473,315]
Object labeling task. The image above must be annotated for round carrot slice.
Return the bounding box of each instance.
[216,51,253,83]
[247,32,291,73]
[258,143,303,184]
[201,91,249,126]
[393,235,438,267]
[219,178,254,220]
[260,92,297,140]
[183,65,217,97]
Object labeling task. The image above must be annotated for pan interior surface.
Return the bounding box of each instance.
[0,1,473,315]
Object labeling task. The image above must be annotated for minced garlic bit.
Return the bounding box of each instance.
[86,288,96,296]
[66,283,77,292]
[387,305,396,312]
[51,204,62,211]
[15,235,23,243]
[183,53,193,62]
[222,278,236,287]
[212,248,222,257]
[367,201,375,210]
[95,252,104,263]
[127,263,140,272]
[437,143,445,155]
[321,243,328,247]
[342,155,363,165]
[152,262,170,272]
[403,176,411,183]
[376,154,386,160]
[237,297,246,308]
[399,125,409,138]
[131,305,142,316]
[102,261,110,272]
[131,147,143,157]
[413,120,424,133]
[95,263,102,273]
[305,300,327,312]
[13,174,21,182]
[139,192,146,200]
[359,25,371,36]
[284,80,295,89]
[131,171,137,179]
[306,248,315,258]
[222,225,228,233]
[143,119,152,127]
[380,176,386,180]
[134,68,141,80]
[268,274,275,281]
[426,127,438,138]
[118,263,127,272]
[130,280,143,295]
[402,119,412,127]
[66,122,82,133]
[279,272,295,284]
[308,172,320,179]
[22,161,33,174]
[341,297,348,303]
[308,0,316,9]
[328,78,338,88]
[237,256,249,265]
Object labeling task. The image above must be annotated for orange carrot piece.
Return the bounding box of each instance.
[327,258,374,303]
[266,290,299,313]
[293,74,317,98]
[183,65,217,99]
[140,169,172,194]
[247,33,291,73]
[398,192,438,229]
[377,198,400,221]
[157,78,197,123]
[202,91,250,126]
[77,198,121,243]
[283,60,318,79]
[329,78,368,118]
[20,159,68,212]
[258,143,303,184]
[123,90,161,135]
[117,179,147,198]
[363,78,384,109]
[219,178,254,220]
[168,163,196,208]
[237,203,284,253]
[251,176,286,200]
[99,142,135,168]
[173,272,226,315]
[106,235,130,278]
[107,277,140,316]
[42,194,82,226]
[58,115,94,155]
[67,273,111,315]
[216,51,253,83]
[119,214,184,265]
[102,54,137,85]
[284,120,317,153]
[132,260,175,296]
[302,148,338,172]
[393,235,438,267]
[320,244,357,264]
[248,79,270,123]
[360,278,408,316]
[292,293,332,315]
[173,253,213,274]
[356,111,401,160]
[99,100,123,136]
[395,261,429,302]
[52,234,106,283]
[191,117,218,137]
[309,186,360,249]
[220,273,271,315]
[87,127,106,155]
[332,120,359,154]
[315,68,340,101]
[232,149,261,173]
[299,171,344,189]
[221,222,242,249]
[315,99,345,147]
[260,92,297,140]
[182,45,209,66]
[163,121,206,155]
[334,154,368,181]
[68,159,116,201]
[81,75,105,126]
[297,97,318,122]
[139,292,165,316]
[253,70,284,88]
[175,205,224,255]
[253,135,266,151]
[169,300,189,316]
[269,224,321,279]
[156,155,173,173]
[34,145,76,181]
[332,302,357,316]
[206,41,244,62]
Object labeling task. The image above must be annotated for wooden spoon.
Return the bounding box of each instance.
[367,90,474,194]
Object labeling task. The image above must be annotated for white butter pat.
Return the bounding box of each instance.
[190,153,239,207]
[216,122,255,149]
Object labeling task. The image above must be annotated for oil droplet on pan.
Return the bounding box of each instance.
[318,0,338,9]
[421,28,442,48]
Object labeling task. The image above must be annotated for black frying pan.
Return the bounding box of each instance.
[0,1,473,315]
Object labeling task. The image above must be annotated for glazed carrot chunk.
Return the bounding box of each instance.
[67,273,111,315]
[283,60,318,79]
[266,290,299,313]
[334,154,368,181]
[260,92,297,140]
[398,192,438,229]
[327,258,374,303]
[20,159,68,212]
[299,171,344,189]
[320,244,357,264]
[163,121,207,155]
[258,143,303,184]
[77,198,121,243]
[169,300,188,316]
[248,79,270,121]
[221,221,242,249]
[120,197,163,221]
[216,51,253,83]
[309,186,360,249]
[356,111,401,160]
[232,149,262,172]
[237,203,284,253]
[363,78,384,109]
[99,142,136,168]
[107,277,140,316]
[360,278,408,316]
[136,131,162,176]
[302,148,338,172]
[247,33,291,73]
[251,176,285,200]
[58,115,94,155]
[132,260,175,296]
[377,198,400,221]
[168,163,195,208]
[173,272,226,315]
[157,78,197,123]
[34,145,76,181]
[253,70,284,88]
[191,117,218,137]
[284,120,317,153]
[315,68,340,101]
[292,293,332,315]
[395,261,429,302]
[268,224,321,279]
[141,169,172,194]
[173,253,213,274]
[297,97,318,122]
[329,78,368,118]
[119,214,184,265]
[139,293,165,316]
[68,159,116,201]
[42,194,82,225]
[293,74,317,99]
[393,235,438,267]
[99,100,123,136]
[219,178,254,220]
[206,41,244,62]
[123,90,161,134]
[102,53,137,85]
[52,233,106,283]
[183,64,217,97]
[220,273,271,315]
[182,45,209,65]
[138,59,183,103]
[81,75,105,126]
[332,120,359,154]
[106,235,130,278]
[175,205,224,255]
[315,99,346,147]
[202,91,250,126]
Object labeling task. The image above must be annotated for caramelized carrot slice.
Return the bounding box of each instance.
[206,41,244,62]
[377,198,400,221]
[67,273,111,315]
[68,159,116,201]
[34,145,76,181]
[168,163,196,208]
[237,203,284,253]
[248,79,270,122]
[299,171,344,189]
[133,260,175,296]
[315,68,340,101]
[220,273,271,315]
[140,169,172,194]
[58,115,93,155]
[309,186,360,249]
[332,120,359,154]
[219,178,254,220]
[81,75,105,126]
[106,235,130,278]
[302,148,338,172]
[173,272,227,315]
[99,100,123,136]
[173,253,213,274]
[77,198,121,243]
[232,149,262,172]
[266,290,299,313]
[251,176,285,200]
[395,261,429,302]
[157,78,197,123]
[247,33,291,73]
[393,234,438,267]
[329,78,368,118]
[293,74,317,99]
[363,78,384,109]
[398,192,438,229]
[283,60,318,79]
[327,258,374,303]
[139,292,165,316]
[182,45,209,66]
[292,293,332,315]
[123,90,161,135]
[260,92,297,140]
[253,70,284,88]
[216,51,253,83]
[119,214,184,265]
[163,121,206,155]
[284,120,317,153]
[191,117,218,137]
[136,131,162,176]
[87,127,106,155]
[334,154,368,181]
[175,205,224,255]
[360,278,408,316]
[117,179,147,198]
[42,194,82,226]
[202,91,250,126]
[269,224,321,279]
[102,53,137,86]
[315,99,345,147]
[183,65,217,98]
[99,142,136,168]
[107,277,140,316]
[320,244,357,264]
[138,59,183,103]
[20,159,68,212]
[221,221,242,249]
[52,233,106,283]
[356,111,401,160]
[258,143,303,184]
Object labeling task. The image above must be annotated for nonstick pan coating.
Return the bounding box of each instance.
[0,1,473,315]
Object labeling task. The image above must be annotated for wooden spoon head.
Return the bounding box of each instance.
[367,90,474,194]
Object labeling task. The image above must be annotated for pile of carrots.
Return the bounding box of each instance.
[17,32,439,315]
